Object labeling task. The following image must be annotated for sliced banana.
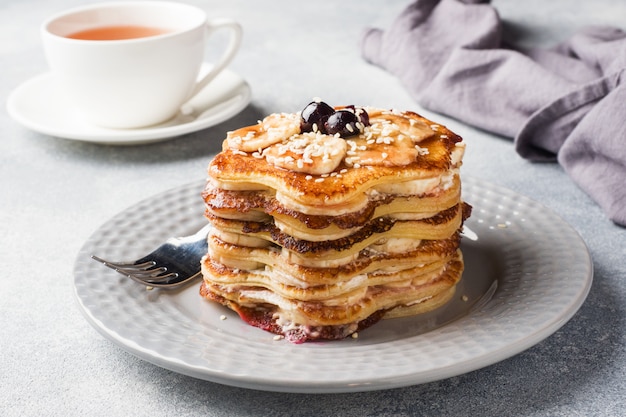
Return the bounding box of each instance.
[368,111,434,144]
[346,111,435,167]
[226,112,301,152]
[263,132,348,175]
[345,135,420,167]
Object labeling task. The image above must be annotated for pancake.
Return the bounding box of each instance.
[199,100,471,343]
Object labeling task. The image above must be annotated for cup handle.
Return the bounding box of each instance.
[187,18,243,101]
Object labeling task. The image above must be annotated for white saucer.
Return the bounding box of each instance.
[7,64,251,145]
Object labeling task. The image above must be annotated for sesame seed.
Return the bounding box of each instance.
[305,175,313,180]
[145,286,153,291]
[351,332,359,339]
[314,178,325,183]
[273,335,284,341]
[220,315,227,320]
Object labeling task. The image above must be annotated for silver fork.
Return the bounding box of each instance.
[91,223,212,288]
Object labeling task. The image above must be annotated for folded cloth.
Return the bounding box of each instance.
[362,0,626,226]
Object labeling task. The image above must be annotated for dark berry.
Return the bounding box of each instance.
[344,105,370,127]
[300,101,335,133]
[355,107,370,127]
[324,110,359,137]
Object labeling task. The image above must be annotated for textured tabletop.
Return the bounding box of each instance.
[1,0,625,416]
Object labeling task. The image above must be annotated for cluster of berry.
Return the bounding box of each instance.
[300,101,370,138]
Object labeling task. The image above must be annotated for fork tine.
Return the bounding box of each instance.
[126,268,178,281]
[91,255,181,284]
[90,223,211,288]
[91,256,153,270]
[110,264,165,276]
[125,271,200,288]
[91,257,174,278]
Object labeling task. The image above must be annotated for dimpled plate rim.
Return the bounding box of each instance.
[73,177,593,393]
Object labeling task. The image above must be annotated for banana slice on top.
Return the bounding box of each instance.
[263,132,347,176]
[226,113,301,153]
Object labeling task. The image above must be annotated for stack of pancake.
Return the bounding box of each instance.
[200,103,471,343]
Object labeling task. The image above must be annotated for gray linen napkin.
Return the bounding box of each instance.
[362,0,626,226]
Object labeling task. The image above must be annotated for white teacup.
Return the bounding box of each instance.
[42,1,242,129]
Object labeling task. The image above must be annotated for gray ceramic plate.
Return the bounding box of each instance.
[73,177,592,393]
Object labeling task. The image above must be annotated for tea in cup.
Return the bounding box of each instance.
[42,1,242,129]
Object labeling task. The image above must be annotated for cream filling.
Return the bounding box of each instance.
[371,169,458,196]
[210,229,269,248]
[274,190,370,216]
[388,211,440,221]
[210,170,457,213]
[274,171,458,216]
[403,295,434,307]
[231,273,439,329]
[369,237,423,254]
[215,235,424,270]
[274,211,440,241]
[451,142,465,166]
[272,312,359,337]
[206,176,267,192]
[208,247,262,271]
[210,159,462,212]
[273,218,361,241]
[282,247,360,268]
[205,206,271,222]
[270,267,369,291]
